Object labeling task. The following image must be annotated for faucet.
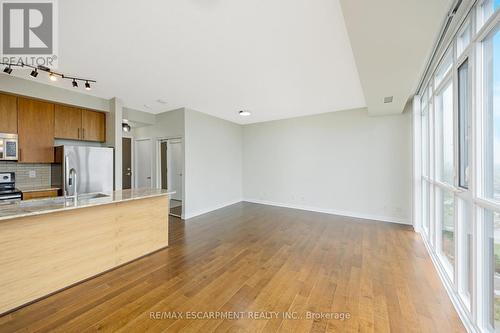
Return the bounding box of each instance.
[65,167,78,201]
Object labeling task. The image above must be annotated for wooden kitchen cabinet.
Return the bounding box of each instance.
[81,109,105,142]
[54,105,82,140]
[22,189,59,201]
[0,93,18,134]
[17,98,55,163]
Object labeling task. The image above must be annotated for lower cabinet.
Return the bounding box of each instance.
[22,189,59,201]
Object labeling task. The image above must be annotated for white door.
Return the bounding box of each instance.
[167,139,183,200]
[135,139,152,188]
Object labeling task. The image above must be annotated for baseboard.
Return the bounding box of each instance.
[419,232,479,333]
[244,198,411,225]
[183,199,243,220]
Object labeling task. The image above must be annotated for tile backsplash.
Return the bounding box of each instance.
[0,162,51,187]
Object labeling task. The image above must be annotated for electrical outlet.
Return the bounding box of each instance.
[29,170,36,178]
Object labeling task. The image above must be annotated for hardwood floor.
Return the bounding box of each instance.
[0,202,465,333]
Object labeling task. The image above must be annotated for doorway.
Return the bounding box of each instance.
[134,139,152,188]
[122,137,132,189]
[158,138,183,217]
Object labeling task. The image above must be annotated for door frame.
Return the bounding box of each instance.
[122,136,134,189]
[134,138,153,189]
[155,136,185,218]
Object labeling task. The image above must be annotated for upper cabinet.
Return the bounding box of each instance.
[0,91,107,163]
[54,105,82,140]
[17,98,55,163]
[54,106,106,142]
[81,110,106,142]
[0,93,18,134]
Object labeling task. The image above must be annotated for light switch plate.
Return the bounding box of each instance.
[29,170,36,178]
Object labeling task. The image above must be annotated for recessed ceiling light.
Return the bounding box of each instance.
[49,73,57,81]
[144,104,152,109]
[157,99,167,104]
[239,110,251,117]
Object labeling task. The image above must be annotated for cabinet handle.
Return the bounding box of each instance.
[78,128,80,139]
[83,128,85,139]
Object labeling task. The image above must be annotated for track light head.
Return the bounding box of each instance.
[122,123,131,132]
[85,81,91,90]
[49,73,58,81]
[30,69,38,78]
[72,79,78,88]
[3,66,12,74]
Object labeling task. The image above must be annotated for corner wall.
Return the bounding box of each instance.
[183,109,243,219]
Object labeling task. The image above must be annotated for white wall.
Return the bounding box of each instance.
[132,108,185,191]
[184,109,243,219]
[242,108,412,224]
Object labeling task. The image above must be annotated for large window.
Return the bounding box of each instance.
[483,28,500,201]
[416,4,500,332]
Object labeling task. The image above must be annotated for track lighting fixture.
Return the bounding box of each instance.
[0,61,96,90]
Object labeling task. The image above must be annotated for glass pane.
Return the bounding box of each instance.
[484,209,500,330]
[441,189,455,269]
[481,0,500,29]
[458,60,470,189]
[422,181,430,235]
[436,81,454,184]
[459,199,472,307]
[435,53,453,87]
[422,106,429,177]
[457,23,471,57]
[483,29,500,201]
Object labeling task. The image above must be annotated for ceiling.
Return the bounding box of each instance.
[4,0,452,123]
[340,0,453,115]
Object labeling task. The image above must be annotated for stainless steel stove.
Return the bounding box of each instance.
[0,172,22,202]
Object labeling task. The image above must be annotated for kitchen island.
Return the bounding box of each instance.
[0,188,173,315]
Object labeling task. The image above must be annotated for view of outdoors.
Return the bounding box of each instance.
[484,210,500,329]
[485,24,500,333]
[438,82,454,184]
[442,190,455,268]
[485,29,500,201]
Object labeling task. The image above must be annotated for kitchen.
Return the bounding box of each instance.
[0,90,173,315]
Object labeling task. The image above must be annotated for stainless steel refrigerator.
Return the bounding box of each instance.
[52,146,114,195]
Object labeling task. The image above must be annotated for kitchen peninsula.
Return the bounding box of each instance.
[0,188,173,315]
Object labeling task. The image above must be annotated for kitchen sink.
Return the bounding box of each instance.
[78,193,110,200]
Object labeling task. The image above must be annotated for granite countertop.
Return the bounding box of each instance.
[0,188,174,222]
[17,185,61,193]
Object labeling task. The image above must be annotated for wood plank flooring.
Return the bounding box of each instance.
[0,202,465,332]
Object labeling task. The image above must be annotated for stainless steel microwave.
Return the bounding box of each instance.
[0,133,18,161]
